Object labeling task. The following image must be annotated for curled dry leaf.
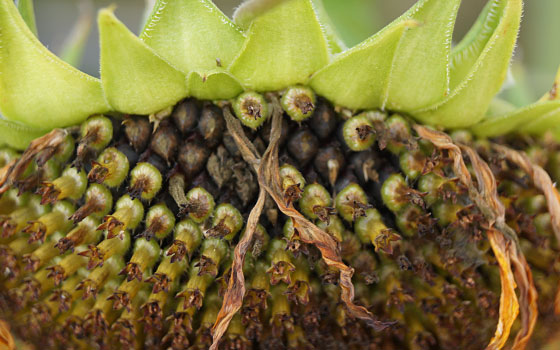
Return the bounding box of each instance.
[414,125,538,350]
[492,144,557,335]
[491,144,560,243]
[486,229,519,350]
[463,144,537,350]
[210,106,269,350]
[0,129,68,195]
[211,98,392,350]
[0,319,14,350]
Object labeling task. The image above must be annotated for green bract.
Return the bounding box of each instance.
[99,7,188,115]
[230,0,330,91]
[0,0,556,150]
[472,67,560,137]
[16,0,37,37]
[0,0,110,130]
[140,0,245,99]
[0,118,48,150]
[311,0,462,111]
[140,0,245,73]
[415,0,522,127]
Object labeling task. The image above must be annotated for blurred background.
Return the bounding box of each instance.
[32,0,560,105]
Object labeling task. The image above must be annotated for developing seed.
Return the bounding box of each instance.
[145,253,187,295]
[281,85,316,121]
[0,195,49,239]
[343,114,376,151]
[355,208,401,254]
[176,263,214,310]
[97,195,144,239]
[119,239,160,283]
[299,183,334,222]
[196,238,228,277]
[140,204,176,241]
[69,184,113,224]
[183,186,216,223]
[23,201,74,244]
[279,164,306,205]
[166,218,203,263]
[89,147,130,188]
[316,215,345,245]
[382,114,417,154]
[128,162,163,201]
[399,149,428,180]
[233,91,269,129]
[15,159,60,195]
[36,167,87,205]
[382,173,426,212]
[55,217,102,254]
[75,256,123,300]
[73,115,113,169]
[335,183,371,222]
[205,203,243,240]
[266,239,296,285]
[109,274,150,313]
[285,258,311,305]
[78,231,131,270]
[269,285,295,338]
[22,232,64,272]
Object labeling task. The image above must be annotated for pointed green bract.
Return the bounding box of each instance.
[0,117,48,150]
[414,0,522,128]
[99,8,188,115]
[233,0,285,29]
[140,0,245,74]
[16,0,37,37]
[187,70,243,100]
[310,0,347,55]
[230,0,330,91]
[472,65,560,138]
[309,21,411,110]
[449,0,496,90]
[472,101,560,137]
[524,104,560,134]
[0,0,110,129]
[384,0,461,111]
[140,0,157,32]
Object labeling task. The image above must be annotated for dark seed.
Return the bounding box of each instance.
[172,99,199,134]
[178,139,210,179]
[314,145,345,185]
[149,120,179,165]
[198,104,225,148]
[287,129,319,166]
[310,100,337,140]
[124,116,151,152]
